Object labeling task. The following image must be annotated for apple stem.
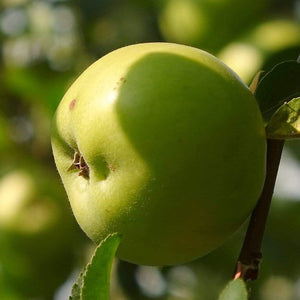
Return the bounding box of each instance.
[233,138,284,281]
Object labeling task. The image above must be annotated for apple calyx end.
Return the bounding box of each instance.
[69,151,90,179]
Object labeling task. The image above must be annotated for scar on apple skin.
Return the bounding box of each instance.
[108,165,115,171]
[113,77,127,90]
[69,99,77,110]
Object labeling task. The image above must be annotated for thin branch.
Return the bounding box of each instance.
[233,138,284,281]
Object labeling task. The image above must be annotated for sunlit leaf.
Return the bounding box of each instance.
[69,233,121,300]
[266,97,300,139]
[249,70,264,94]
[81,233,121,300]
[218,279,248,300]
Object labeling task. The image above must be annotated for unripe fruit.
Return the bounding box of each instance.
[0,168,77,297]
[157,0,267,52]
[51,43,266,266]
[217,19,300,84]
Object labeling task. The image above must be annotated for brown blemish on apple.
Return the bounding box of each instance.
[113,77,127,90]
[69,99,77,110]
[108,165,115,171]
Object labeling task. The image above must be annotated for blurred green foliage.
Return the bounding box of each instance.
[0,0,299,299]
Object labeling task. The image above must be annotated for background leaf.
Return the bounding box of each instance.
[218,279,248,300]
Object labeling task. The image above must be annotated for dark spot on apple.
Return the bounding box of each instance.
[69,99,77,110]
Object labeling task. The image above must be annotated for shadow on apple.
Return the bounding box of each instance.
[112,52,264,263]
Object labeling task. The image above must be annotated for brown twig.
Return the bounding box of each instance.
[233,138,284,281]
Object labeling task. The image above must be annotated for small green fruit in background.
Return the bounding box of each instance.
[217,19,300,84]
[51,42,266,266]
[0,167,78,298]
[157,0,267,53]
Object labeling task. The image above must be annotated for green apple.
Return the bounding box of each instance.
[51,42,266,266]
[217,19,300,84]
[157,0,267,53]
[0,167,78,298]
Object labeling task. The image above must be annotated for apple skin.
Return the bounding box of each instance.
[51,42,266,266]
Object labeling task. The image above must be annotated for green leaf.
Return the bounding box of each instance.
[70,271,84,300]
[218,279,248,300]
[249,70,265,94]
[2,68,72,113]
[254,60,300,124]
[81,233,121,300]
[266,97,300,139]
[69,233,121,300]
